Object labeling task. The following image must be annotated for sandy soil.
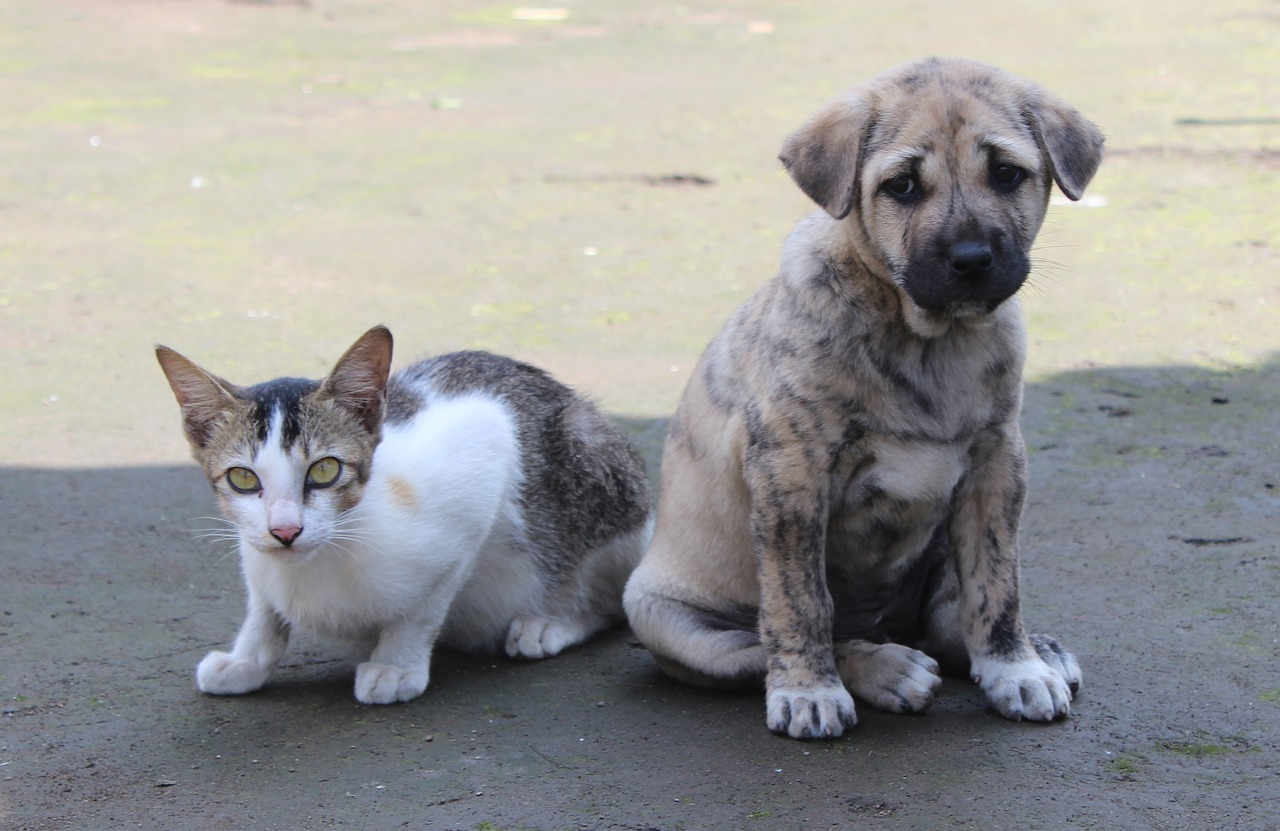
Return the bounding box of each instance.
[1,1,1277,829]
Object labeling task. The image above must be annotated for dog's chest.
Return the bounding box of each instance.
[825,435,967,571]
[831,435,967,512]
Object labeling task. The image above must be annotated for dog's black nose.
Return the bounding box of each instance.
[948,241,993,279]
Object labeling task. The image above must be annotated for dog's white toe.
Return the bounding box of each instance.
[971,655,1073,722]
[1030,633,1083,694]
[765,682,857,739]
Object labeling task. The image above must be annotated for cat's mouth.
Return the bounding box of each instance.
[254,537,321,561]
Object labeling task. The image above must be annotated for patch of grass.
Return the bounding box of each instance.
[1259,689,1280,704]
[1155,739,1234,757]
[1106,756,1142,778]
[746,810,775,820]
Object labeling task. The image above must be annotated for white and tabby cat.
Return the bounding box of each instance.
[157,326,651,704]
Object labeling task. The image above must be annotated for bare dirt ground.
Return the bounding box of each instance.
[1,1,1277,829]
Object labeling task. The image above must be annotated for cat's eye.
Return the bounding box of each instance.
[307,457,343,488]
[226,467,261,493]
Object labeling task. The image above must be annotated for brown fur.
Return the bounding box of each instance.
[623,58,1104,739]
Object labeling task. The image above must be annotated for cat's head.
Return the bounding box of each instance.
[156,326,394,560]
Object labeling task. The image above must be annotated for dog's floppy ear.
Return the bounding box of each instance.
[779,93,876,220]
[1023,89,1105,202]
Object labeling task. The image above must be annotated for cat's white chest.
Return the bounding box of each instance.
[243,545,392,639]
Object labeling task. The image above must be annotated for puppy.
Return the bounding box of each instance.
[624,58,1104,739]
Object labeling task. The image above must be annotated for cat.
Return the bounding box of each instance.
[156,325,652,704]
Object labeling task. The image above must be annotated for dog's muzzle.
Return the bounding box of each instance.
[900,235,1030,315]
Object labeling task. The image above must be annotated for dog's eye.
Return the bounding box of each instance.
[991,162,1027,190]
[883,173,920,202]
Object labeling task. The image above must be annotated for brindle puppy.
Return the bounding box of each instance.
[624,58,1105,739]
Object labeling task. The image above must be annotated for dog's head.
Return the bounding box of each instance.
[780,58,1104,327]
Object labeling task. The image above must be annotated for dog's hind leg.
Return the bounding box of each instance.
[913,556,973,674]
[623,587,766,689]
[834,640,942,713]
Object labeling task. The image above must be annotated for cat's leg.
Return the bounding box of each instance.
[355,637,430,704]
[197,590,289,696]
[504,519,652,660]
[505,615,592,660]
[355,600,455,704]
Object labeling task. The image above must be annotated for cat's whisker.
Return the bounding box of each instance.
[190,526,240,537]
[188,516,241,543]
[329,529,376,545]
[329,518,371,533]
[189,516,238,528]
[330,531,380,550]
[330,512,367,530]
[190,532,241,546]
[327,537,375,562]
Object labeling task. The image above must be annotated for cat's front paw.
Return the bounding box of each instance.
[196,650,270,696]
[354,661,428,704]
[971,654,1073,722]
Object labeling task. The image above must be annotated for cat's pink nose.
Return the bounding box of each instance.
[271,526,303,546]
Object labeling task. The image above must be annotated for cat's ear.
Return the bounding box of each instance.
[319,326,393,435]
[155,346,244,450]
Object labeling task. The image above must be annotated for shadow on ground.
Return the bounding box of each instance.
[2,359,1277,831]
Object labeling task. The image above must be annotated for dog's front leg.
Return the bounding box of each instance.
[952,424,1073,722]
[746,431,857,739]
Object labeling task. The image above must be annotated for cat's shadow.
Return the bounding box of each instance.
[224,624,759,720]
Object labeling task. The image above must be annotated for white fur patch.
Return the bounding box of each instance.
[970,653,1073,722]
[766,682,858,739]
[865,435,966,502]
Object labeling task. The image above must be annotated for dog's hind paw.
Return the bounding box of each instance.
[836,641,941,714]
[970,654,1072,722]
[765,681,857,739]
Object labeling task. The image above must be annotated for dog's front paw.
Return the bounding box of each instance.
[354,661,428,705]
[196,650,270,696]
[505,616,583,660]
[836,642,941,714]
[970,654,1072,722]
[766,682,857,739]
